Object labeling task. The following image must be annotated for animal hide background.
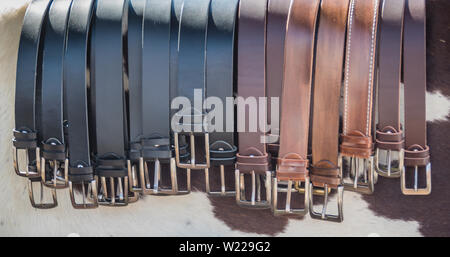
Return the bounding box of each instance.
[0,0,448,236]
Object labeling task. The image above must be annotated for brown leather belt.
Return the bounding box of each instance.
[375,0,405,178]
[339,0,380,194]
[309,0,350,222]
[266,0,290,159]
[235,0,272,209]
[401,0,431,195]
[271,0,320,216]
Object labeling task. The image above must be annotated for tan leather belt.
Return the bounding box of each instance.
[339,0,380,194]
[271,0,320,216]
[309,0,350,222]
[235,0,272,209]
[375,0,405,178]
[401,0,431,195]
[266,0,290,159]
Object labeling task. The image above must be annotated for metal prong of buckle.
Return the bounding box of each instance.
[13,146,41,178]
[235,169,272,209]
[137,157,191,195]
[126,160,141,203]
[309,183,344,222]
[272,177,309,216]
[41,158,69,189]
[205,165,235,196]
[294,180,331,196]
[28,179,58,209]
[339,153,375,194]
[401,163,431,195]
[375,148,403,178]
[69,180,98,209]
[96,175,129,206]
[174,132,210,169]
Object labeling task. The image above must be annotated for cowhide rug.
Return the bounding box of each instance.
[0,0,448,237]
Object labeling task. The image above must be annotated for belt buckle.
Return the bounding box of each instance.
[174,132,210,170]
[339,153,375,194]
[235,170,272,209]
[69,179,98,209]
[133,157,190,195]
[96,175,129,206]
[309,183,344,222]
[375,148,403,178]
[41,158,69,189]
[205,164,235,196]
[13,146,41,178]
[272,178,309,216]
[401,163,431,195]
[28,177,58,209]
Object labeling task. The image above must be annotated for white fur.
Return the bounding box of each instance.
[0,0,441,237]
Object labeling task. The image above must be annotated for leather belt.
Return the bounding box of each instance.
[90,0,129,206]
[265,0,290,159]
[272,0,320,216]
[126,0,145,199]
[203,0,239,196]
[131,0,188,195]
[38,0,74,206]
[173,0,211,177]
[235,0,271,209]
[339,0,380,194]
[375,0,405,178]
[309,0,350,222]
[401,0,431,195]
[65,0,99,209]
[13,0,56,209]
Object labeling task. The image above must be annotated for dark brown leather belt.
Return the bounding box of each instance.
[309,0,350,222]
[266,0,290,159]
[271,0,320,216]
[375,0,405,178]
[235,0,272,209]
[401,0,431,195]
[339,0,380,194]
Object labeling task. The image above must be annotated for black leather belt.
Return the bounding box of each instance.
[129,0,189,195]
[203,0,239,196]
[65,0,98,209]
[40,0,72,193]
[14,0,57,209]
[90,0,129,206]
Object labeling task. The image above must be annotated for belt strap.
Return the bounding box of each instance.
[266,0,291,157]
[14,0,52,173]
[376,0,405,151]
[403,0,429,165]
[206,0,239,166]
[236,0,269,174]
[311,0,350,188]
[276,0,320,182]
[91,0,127,178]
[340,0,380,159]
[127,0,145,146]
[65,0,95,183]
[40,0,72,163]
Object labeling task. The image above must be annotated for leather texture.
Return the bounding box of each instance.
[276,0,320,182]
[206,0,239,166]
[311,0,350,188]
[65,0,95,182]
[403,0,429,167]
[236,0,270,174]
[340,0,380,159]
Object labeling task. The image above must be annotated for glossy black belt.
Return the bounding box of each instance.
[90,0,129,206]
[13,0,55,209]
[65,0,98,209]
